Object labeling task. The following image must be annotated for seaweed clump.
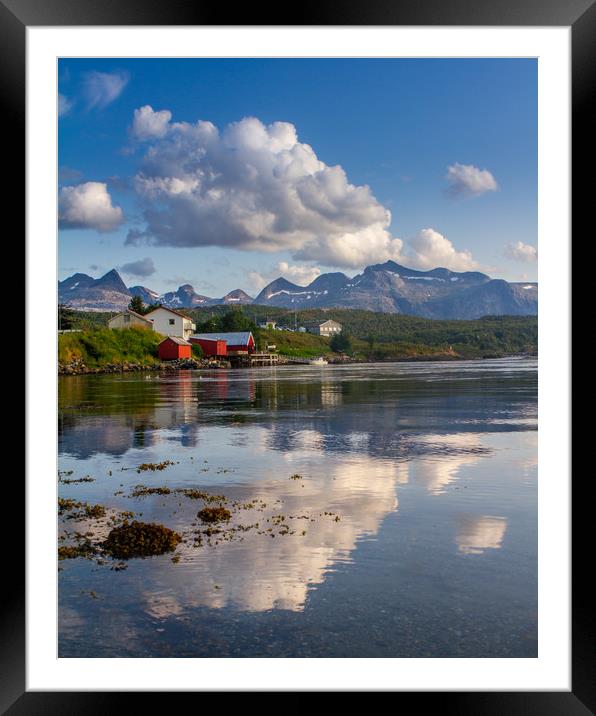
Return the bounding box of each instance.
[179,488,227,503]
[197,507,232,524]
[136,461,175,473]
[58,540,97,560]
[131,485,172,497]
[59,476,95,484]
[101,521,181,559]
[58,498,106,520]
[58,497,82,514]
[82,504,106,519]
[65,503,106,521]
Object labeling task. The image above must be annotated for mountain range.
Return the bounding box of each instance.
[58,263,537,319]
[254,261,538,319]
[58,269,254,312]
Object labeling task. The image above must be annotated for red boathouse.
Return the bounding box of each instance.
[189,337,228,357]
[158,336,192,361]
[190,332,255,355]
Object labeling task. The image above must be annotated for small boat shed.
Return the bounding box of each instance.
[158,336,192,361]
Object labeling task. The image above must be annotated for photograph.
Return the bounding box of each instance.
[3,0,588,698]
[56,56,540,659]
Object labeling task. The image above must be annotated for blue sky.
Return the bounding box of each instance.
[58,58,537,296]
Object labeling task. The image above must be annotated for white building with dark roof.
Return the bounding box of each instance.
[144,306,196,339]
[306,319,342,337]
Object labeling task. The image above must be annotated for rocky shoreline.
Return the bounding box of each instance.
[58,358,229,376]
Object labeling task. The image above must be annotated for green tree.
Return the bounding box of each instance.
[128,295,146,314]
[330,332,352,354]
[221,309,253,331]
[197,317,219,333]
[191,343,204,359]
[58,304,76,330]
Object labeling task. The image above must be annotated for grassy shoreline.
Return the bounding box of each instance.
[59,326,163,369]
[58,311,537,373]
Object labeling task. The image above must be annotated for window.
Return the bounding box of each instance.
[169,319,175,325]
[123,315,130,323]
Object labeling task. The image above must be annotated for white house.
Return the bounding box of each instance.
[144,306,196,339]
[306,319,342,337]
[258,319,277,330]
[108,309,153,330]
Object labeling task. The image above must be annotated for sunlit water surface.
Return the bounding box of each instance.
[58,358,537,657]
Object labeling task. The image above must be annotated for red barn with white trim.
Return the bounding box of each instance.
[158,336,192,361]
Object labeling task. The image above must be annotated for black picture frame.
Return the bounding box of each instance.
[10,0,588,708]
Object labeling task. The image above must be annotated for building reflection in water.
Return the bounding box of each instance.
[320,381,343,407]
[60,370,504,468]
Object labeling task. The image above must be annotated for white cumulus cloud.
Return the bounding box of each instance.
[277,261,322,285]
[126,111,396,269]
[294,225,405,268]
[246,271,269,292]
[59,181,124,232]
[405,228,479,272]
[131,105,172,140]
[504,241,537,262]
[247,261,323,291]
[245,230,480,287]
[82,71,129,110]
[445,163,498,198]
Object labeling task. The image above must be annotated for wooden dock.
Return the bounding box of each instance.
[250,352,280,366]
[228,353,326,367]
[229,352,281,367]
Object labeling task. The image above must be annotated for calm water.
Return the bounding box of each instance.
[58,358,537,658]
